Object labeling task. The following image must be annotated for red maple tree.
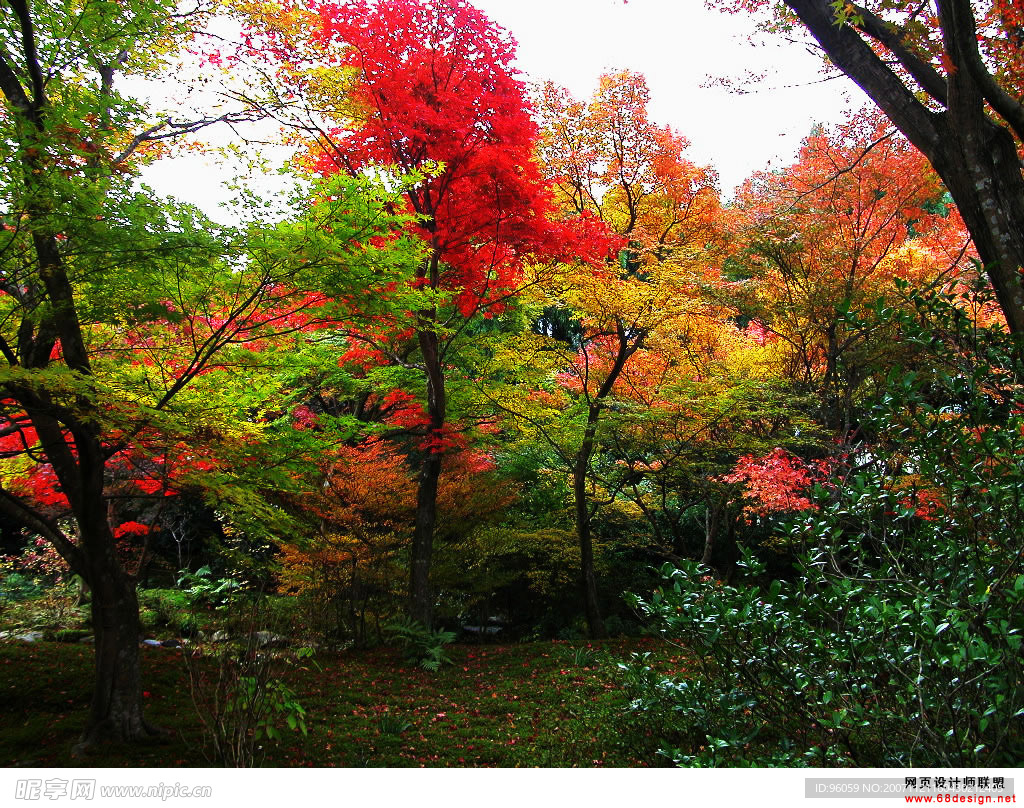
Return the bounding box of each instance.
[263,0,614,624]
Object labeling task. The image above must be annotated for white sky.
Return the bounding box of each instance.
[141,0,870,215]
[474,0,867,194]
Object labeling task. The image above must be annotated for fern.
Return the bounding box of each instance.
[384,618,455,671]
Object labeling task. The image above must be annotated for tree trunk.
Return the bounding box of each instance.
[929,121,1024,332]
[700,501,721,568]
[573,415,606,640]
[568,320,642,639]
[73,530,163,754]
[409,451,442,627]
[701,495,739,579]
[408,325,446,628]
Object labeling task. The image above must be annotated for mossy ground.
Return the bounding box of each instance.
[0,636,687,767]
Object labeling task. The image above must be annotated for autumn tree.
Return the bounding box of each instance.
[535,70,722,258]
[0,0,416,747]
[729,111,973,432]
[250,0,609,626]
[714,0,1024,336]
[510,71,724,635]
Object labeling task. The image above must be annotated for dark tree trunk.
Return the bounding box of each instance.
[783,0,1024,335]
[408,322,446,628]
[78,422,163,753]
[568,319,643,639]
[929,122,1024,331]
[75,570,151,753]
[701,500,721,568]
[701,496,739,578]
[573,420,606,640]
[409,451,442,627]
[71,460,164,753]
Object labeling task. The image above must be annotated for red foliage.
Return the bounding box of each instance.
[111,521,151,538]
[305,0,616,316]
[723,447,833,518]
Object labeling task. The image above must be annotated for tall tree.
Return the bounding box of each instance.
[259,0,605,626]
[0,0,411,747]
[715,0,1024,335]
[530,70,723,636]
[729,111,973,431]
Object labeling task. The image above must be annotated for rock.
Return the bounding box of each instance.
[211,630,230,642]
[253,631,286,647]
[161,639,182,648]
[79,635,94,644]
[142,638,163,647]
[14,631,45,642]
[461,625,503,636]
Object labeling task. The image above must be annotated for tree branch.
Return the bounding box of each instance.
[784,0,942,160]
[850,2,948,105]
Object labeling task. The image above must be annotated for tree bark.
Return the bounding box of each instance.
[408,319,446,628]
[74,554,161,754]
[573,413,606,640]
[409,451,442,627]
[569,319,644,639]
[701,495,739,578]
[65,436,163,752]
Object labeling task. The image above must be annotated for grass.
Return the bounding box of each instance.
[0,636,687,767]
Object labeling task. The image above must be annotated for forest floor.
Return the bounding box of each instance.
[0,637,688,767]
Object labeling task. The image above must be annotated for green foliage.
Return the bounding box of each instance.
[177,567,242,610]
[181,594,310,767]
[624,286,1024,767]
[384,618,455,672]
[567,645,600,668]
[137,588,198,636]
[184,641,309,768]
[0,572,44,603]
[52,629,90,643]
[628,544,1022,766]
[232,676,308,743]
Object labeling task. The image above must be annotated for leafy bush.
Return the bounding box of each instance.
[53,628,90,643]
[138,588,199,636]
[183,642,309,768]
[177,566,242,609]
[0,572,44,603]
[624,286,1024,767]
[176,563,312,766]
[384,618,455,671]
[181,593,310,767]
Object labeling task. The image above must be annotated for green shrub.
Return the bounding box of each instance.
[0,572,44,603]
[53,628,90,643]
[139,608,159,629]
[180,586,310,767]
[138,588,199,635]
[624,286,1024,767]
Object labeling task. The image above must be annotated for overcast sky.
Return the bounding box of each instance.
[141,1,870,214]
[474,0,868,194]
